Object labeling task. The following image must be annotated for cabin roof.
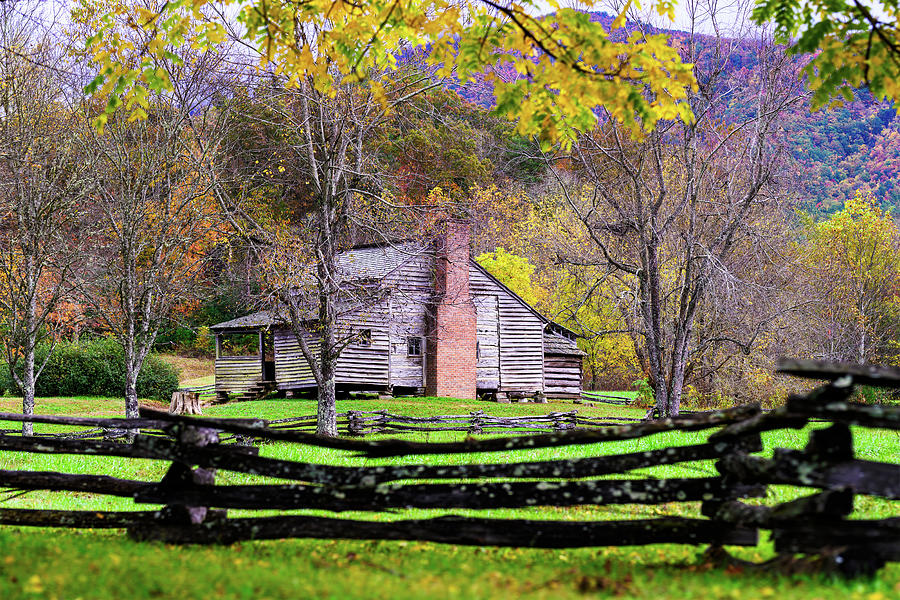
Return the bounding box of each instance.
[336,241,431,281]
[210,241,578,338]
[209,310,277,331]
[543,331,586,356]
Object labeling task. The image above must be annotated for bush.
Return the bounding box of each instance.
[631,378,654,408]
[0,338,179,401]
[854,385,900,406]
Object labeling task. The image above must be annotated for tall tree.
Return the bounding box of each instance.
[223,67,440,437]
[0,1,89,435]
[553,3,806,416]
[71,0,236,418]
[83,105,225,418]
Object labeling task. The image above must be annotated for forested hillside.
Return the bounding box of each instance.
[449,12,900,216]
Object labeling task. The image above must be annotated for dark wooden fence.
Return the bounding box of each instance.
[0,359,897,577]
[161,406,651,436]
[579,391,634,405]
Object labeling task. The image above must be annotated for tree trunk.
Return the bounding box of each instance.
[21,253,39,435]
[667,370,684,418]
[665,324,693,418]
[642,244,669,419]
[124,363,139,419]
[317,363,338,437]
[315,200,340,437]
[21,348,35,436]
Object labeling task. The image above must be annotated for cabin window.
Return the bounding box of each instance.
[357,329,372,347]
[407,336,422,357]
[476,340,481,360]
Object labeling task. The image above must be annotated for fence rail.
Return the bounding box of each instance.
[0,358,898,577]
[0,409,651,440]
[579,391,634,405]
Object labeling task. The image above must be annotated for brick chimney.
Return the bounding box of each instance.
[426,220,477,399]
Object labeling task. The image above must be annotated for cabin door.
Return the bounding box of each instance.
[474,295,500,390]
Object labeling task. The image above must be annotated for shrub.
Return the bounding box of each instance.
[631,378,654,408]
[854,385,900,406]
[0,338,179,401]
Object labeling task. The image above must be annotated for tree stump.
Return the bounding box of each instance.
[169,391,202,415]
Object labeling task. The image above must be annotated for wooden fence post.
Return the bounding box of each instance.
[128,424,223,541]
[347,411,364,436]
[468,410,484,435]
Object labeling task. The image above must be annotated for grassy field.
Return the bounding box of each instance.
[157,354,215,388]
[0,394,898,599]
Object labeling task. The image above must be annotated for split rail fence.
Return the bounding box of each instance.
[0,359,897,577]
[163,401,649,435]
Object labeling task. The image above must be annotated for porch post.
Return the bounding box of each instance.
[259,330,265,375]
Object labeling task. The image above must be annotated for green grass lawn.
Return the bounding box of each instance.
[0,395,898,599]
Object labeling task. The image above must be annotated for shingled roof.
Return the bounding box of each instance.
[543,331,586,356]
[210,241,579,341]
[209,310,280,331]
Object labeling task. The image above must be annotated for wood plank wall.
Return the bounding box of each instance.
[543,355,583,399]
[473,295,500,390]
[389,291,430,388]
[273,329,316,390]
[215,356,264,392]
[335,302,390,387]
[470,266,544,393]
[273,302,392,390]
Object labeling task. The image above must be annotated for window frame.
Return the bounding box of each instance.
[406,336,422,357]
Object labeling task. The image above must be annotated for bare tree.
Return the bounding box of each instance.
[80,37,235,418]
[0,1,89,434]
[221,60,443,436]
[82,107,225,417]
[552,2,807,416]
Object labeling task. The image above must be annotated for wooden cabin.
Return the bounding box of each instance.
[211,222,584,401]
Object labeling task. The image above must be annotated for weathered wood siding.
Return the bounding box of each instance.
[469,265,544,393]
[340,245,433,389]
[388,292,429,388]
[544,355,583,399]
[273,302,392,390]
[473,295,500,390]
[335,302,390,387]
[215,356,263,392]
[273,328,316,390]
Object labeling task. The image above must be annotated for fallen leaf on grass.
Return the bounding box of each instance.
[24,574,43,594]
